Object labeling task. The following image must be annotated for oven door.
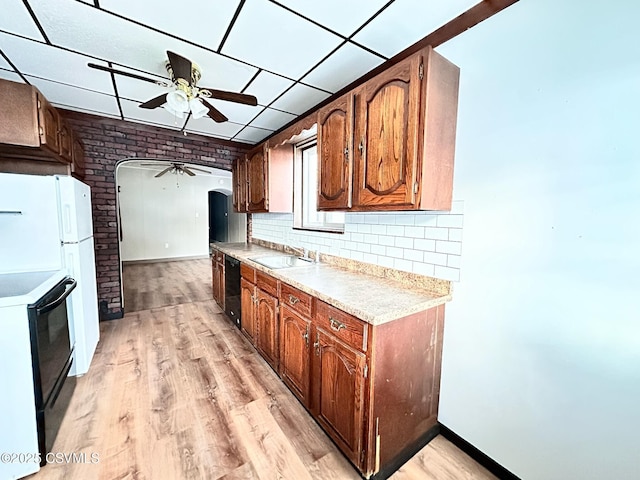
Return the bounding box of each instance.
[28,277,76,408]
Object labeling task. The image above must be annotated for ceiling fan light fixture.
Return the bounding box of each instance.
[162,102,185,119]
[166,89,189,113]
[189,98,209,119]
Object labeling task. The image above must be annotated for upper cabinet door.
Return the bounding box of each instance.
[353,53,423,209]
[37,94,61,156]
[317,93,353,210]
[246,146,268,212]
[58,121,73,163]
[232,157,247,213]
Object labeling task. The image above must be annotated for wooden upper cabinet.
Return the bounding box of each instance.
[317,93,353,210]
[37,94,62,157]
[232,157,247,213]
[57,120,73,163]
[246,145,268,212]
[353,53,422,209]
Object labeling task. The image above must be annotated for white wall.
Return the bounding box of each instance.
[252,204,464,281]
[435,1,640,479]
[117,163,236,261]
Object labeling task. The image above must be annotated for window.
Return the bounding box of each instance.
[293,138,345,233]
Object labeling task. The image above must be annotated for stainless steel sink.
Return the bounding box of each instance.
[249,255,314,269]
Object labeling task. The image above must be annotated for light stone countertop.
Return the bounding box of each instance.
[211,242,452,326]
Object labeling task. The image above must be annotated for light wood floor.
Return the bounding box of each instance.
[31,259,496,480]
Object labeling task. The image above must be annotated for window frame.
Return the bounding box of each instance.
[293,137,345,234]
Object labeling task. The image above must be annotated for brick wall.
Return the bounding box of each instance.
[61,110,249,320]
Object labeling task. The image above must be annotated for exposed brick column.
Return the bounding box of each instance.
[61,110,249,320]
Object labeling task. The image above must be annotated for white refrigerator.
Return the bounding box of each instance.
[0,173,100,376]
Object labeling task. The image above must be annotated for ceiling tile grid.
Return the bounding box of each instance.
[0,0,486,144]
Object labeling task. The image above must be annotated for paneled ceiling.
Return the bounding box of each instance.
[0,0,481,144]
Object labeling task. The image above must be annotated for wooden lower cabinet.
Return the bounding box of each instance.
[255,288,279,370]
[235,261,446,478]
[240,278,256,342]
[279,305,311,406]
[211,250,225,309]
[312,327,366,467]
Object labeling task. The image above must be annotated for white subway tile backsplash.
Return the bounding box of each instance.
[386,246,404,259]
[404,249,424,262]
[447,255,461,268]
[424,252,448,266]
[370,244,386,255]
[363,234,379,244]
[435,240,462,255]
[424,227,449,240]
[371,225,387,235]
[405,226,425,238]
[386,225,405,236]
[395,237,413,249]
[378,235,395,246]
[251,201,464,282]
[413,262,435,276]
[436,215,464,228]
[394,258,414,272]
[414,238,436,251]
[448,228,463,242]
[414,214,439,227]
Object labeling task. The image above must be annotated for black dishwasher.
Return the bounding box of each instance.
[224,256,241,329]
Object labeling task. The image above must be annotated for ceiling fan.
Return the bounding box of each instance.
[88,51,258,124]
[139,162,212,178]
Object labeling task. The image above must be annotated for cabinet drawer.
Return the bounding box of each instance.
[256,270,278,297]
[280,282,312,318]
[241,263,255,283]
[315,301,367,352]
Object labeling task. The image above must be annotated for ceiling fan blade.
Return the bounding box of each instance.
[87,63,161,85]
[188,166,212,174]
[200,99,228,123]
[182,167,196,177]
[139,94,167,109]
[167,50,192,85]
[155,167,173,178]
[201,88,258,106]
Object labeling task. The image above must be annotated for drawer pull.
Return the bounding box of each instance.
[329,317,346,332]
[288,294,300,305]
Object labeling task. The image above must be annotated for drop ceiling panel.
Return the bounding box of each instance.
[185,116,243,139]
[221,0,343,79]
[206,99,263,125]
[233,126,272,144]
[29,0,257,92]
[0,69,23,83]
[0,33,114,94]
[302,43,383,93]
[276,0,392,37]
[250,108,297,131]
[120,98,189,130]
[113,69,168,103]
[0,0,45,41]
[0,56,14,71]
[26,76,122,117]
[243,71,294,107]
[353,0,477,57]
[270,83,330,115]
[99,0,241,51]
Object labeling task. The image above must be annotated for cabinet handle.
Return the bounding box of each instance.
[288,294,300,305]
[302,330,309,345]
[313,333,320,356]
[344,147,349,156]
[358,138,365,156]
[329,317,346,332]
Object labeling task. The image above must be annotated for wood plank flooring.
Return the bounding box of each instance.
[31,259,496,480]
